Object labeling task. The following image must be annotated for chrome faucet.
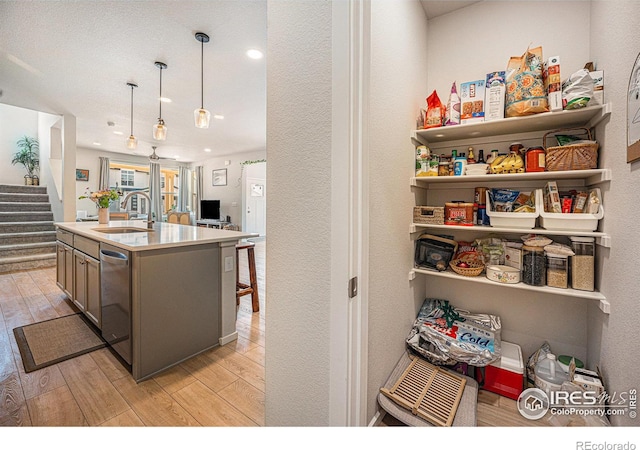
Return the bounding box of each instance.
[121,191,154,229]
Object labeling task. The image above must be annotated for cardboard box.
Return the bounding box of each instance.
[544,56,562,111]
[504,242,523,271]
[544,181,562,213]
[485,71,506,121]
[460,80,485,124]
[590,70,604,105]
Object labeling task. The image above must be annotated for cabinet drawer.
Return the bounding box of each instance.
[56,229,74,246]
[74,235,100,259]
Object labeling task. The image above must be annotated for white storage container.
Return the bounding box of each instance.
[485,190,539,229]
[486,264,521,284]
[537,189,603,232]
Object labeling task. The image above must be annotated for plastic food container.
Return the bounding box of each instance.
[546,252,569,289]
[486,264,520,284]
[485,190,539,229]
[477,341,524,400]
[522,245,546,286]
[537,189,604,232]
[570,236,595,291]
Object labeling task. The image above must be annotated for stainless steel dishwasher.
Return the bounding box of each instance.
[100,243,132,365]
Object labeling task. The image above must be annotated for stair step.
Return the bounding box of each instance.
[0,193,50,203]
[0,253,56,274]
[0,184,47,194]
[0,202,52,212]
[0,242,57,258]
[0,231,57,245]
[0,222,56,233]
[0,211,54,222]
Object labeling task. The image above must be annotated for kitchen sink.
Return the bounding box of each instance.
[92,227,154,234]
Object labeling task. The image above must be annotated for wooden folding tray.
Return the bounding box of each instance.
[380,354,466,427]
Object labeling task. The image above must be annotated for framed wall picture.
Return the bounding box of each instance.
[628,52,640,163]
[212,169,227,186]
[76,169,89,182]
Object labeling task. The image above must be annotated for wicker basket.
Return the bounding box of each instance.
[449,259,484,277]
[544,127,599,171]
[413,206,444,225]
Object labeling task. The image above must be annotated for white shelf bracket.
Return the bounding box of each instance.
[599,299,611,314]
[586,168,612,186]
[409,269,416,281]
[595,235,611,248]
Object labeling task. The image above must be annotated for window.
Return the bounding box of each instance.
[121,169,134,187]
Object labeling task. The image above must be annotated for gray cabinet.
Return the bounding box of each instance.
[56,241,73,298]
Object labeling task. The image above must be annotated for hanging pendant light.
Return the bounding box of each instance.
[125,82,138,150]
[153,61,168,140]
[194,32,211,129]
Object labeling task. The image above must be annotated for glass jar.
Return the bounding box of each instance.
[570,236,595,291]
[546,252,569,289]
[522,245,545,286]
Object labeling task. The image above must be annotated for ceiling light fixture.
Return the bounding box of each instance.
[213,114,224,120]
[194,32,211,129]
[126,82,138,149]
[247,49,263,59]
[204,148,212,152]
[153,61,168,140]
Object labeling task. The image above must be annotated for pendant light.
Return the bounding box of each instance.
[153,61,168,141]
[194,32,211,129]
[125,82,138,150]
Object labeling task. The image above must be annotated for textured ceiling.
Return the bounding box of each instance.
[0,0,266,163]
[420,0,481,19]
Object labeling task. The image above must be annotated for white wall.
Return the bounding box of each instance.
[588,0,640,427]
[366,0,429,419]
[265,0,333,426]
[191,149,266,225]
[0,103,39,185]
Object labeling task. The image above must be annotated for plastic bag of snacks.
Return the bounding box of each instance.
[562,68,593,110]
[406,298,502,366]
[505,46,549,117]
[444,81,461,126]
[424,90,445,129]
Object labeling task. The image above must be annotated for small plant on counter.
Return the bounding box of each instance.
[79,187,123,209]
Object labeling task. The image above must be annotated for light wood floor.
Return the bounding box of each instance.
[1,236,530,427]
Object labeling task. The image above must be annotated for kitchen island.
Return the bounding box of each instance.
[55,220,256,382]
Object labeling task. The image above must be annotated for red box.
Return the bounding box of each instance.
[477,341,524,400]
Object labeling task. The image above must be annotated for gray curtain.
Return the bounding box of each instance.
[149,161,163,221]
[177,166,189,211]
[98,156,110,190]
[195,165,203,219]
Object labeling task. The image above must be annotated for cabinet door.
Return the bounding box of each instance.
[73,250,86,311]
[56,242,65,290]
[62,244,74,299]
[85,255,101,328]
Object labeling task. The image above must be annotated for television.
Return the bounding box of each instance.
[200,200,221,220]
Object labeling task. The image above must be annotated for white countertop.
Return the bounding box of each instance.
[56,220,257,252]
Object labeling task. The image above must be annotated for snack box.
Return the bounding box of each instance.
[460,80,486,124]
[485,71,506,121]
[485,190,539,229]
[537,189,604,232]
[477,341,524,400]
[543,56,562,112]
[590,70,604,105]
[543,181,562,213]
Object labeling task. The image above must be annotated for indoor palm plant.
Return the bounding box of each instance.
[11,136,40,185]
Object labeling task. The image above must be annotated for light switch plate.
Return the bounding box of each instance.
[224,256,233,272]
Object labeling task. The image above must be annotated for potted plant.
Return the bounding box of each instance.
[11,136,40,185]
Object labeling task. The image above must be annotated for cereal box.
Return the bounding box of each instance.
[460,80,485,124]
[543,56,562,111]
[485,71,506,121]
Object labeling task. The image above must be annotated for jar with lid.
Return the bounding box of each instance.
[546,252,569,289]
[522,245,545,286]
[570,236,595,291]
[438,161,449,176]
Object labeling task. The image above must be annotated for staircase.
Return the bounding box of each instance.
[0,184,57,273]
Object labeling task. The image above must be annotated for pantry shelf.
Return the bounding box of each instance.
[410,103,611,146]
[409,267,610,314]
[410,223,611,247]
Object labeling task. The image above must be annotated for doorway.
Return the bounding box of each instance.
[242,162,267,236]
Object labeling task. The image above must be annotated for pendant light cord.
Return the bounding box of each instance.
[130,85,134,134]
[159,66,163,120]
[200,39,204,109]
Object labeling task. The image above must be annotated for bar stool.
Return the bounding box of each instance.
[236,241,259,312]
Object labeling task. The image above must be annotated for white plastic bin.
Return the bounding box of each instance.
[485,189,539,229]
[537,189,603,232]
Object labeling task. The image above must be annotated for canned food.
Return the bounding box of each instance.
[474,187,487,205]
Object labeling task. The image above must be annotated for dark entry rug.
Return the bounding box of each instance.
[13,313,106,373]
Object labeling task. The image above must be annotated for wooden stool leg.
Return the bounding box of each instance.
[247,246,259,312]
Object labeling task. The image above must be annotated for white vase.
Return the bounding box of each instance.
[98,208,109,224]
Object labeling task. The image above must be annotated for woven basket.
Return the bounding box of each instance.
[413,206,444,225]
[544,127,599,171]
[449,259,484,277]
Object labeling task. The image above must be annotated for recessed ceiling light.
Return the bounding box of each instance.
[174,155,180,159]
[113,131,124,136]
[204,148,212,152]
[93,142,101,146]
[159,97,172,103]
[213,114,224,120]
[246,49,263,60]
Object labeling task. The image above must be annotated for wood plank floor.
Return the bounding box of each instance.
[1,236,530,427]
